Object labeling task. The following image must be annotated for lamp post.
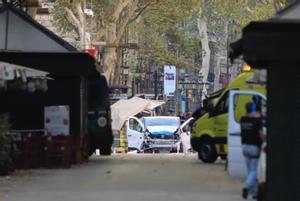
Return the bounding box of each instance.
[154,70,158,100]
[122,65,129,86]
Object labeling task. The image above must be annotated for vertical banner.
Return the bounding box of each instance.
[164,65,176,96]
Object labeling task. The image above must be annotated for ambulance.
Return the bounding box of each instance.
[191,67,266,163]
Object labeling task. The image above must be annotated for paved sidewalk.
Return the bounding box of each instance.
[0,154,244,201]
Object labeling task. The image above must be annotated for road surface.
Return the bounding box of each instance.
[0,154,244,201]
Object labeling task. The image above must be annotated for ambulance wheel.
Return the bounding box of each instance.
[198,139,218,163]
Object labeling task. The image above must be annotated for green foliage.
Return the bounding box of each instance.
[135,0,284,69]
[135,0,201,68]
[47,0,198,69]
[53,0,127,42]
[52,0,290,73]
[211,0,280,27]
[197,0,286,53]
[53,0,76,32]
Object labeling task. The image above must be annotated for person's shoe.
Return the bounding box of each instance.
[242,188,248,199]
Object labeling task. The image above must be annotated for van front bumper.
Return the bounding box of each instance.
[147,139,179,150]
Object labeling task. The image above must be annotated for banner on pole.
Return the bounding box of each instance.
[164,65,176,96]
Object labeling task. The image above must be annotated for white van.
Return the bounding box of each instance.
[126,116,185,152]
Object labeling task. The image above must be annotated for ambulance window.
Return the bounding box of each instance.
[233,94,263,122]
[214,92,229,116]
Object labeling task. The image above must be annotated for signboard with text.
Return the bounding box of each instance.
[44,105,70,136]
[164,65,176,96]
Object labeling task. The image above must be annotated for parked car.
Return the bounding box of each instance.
[126,116,181,152]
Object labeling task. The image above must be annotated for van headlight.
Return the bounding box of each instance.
[144,131,151,138]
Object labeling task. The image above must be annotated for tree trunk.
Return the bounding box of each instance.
[113,48,123,84]
[64,0,138,83]
[115,0,139,44]
[197,11,210,83]
[65,2,91,49]
[103,24,118,84]
[75,1,91,49]
[101,0,132,84]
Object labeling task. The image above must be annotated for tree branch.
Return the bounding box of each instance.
[112,0,131,21]
[93,31,106,42]
[75,1,84,25]
[93,0,130,43]
[133,0,163,17]
[64,7,81,32]
[115,2,138,44]
[129,4,149,23]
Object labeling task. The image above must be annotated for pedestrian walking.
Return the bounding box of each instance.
[178,112,186,124]
[240,102,265,199]
[252,95,266,128]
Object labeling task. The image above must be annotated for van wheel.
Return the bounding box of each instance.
[198,139,218,163]
[100,146,112,155]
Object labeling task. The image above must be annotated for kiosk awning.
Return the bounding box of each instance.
[111,97,165,131]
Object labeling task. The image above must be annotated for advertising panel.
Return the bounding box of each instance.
[164,65,176,96]
[44,105,70,136]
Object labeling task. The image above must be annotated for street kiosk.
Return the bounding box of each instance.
[0,4,113,168]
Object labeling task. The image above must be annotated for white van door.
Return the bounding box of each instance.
[228,90,266,178]
[179,117,194,151]
[126,116,145,151]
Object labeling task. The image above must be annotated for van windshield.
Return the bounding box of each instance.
[144,118,180,127]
